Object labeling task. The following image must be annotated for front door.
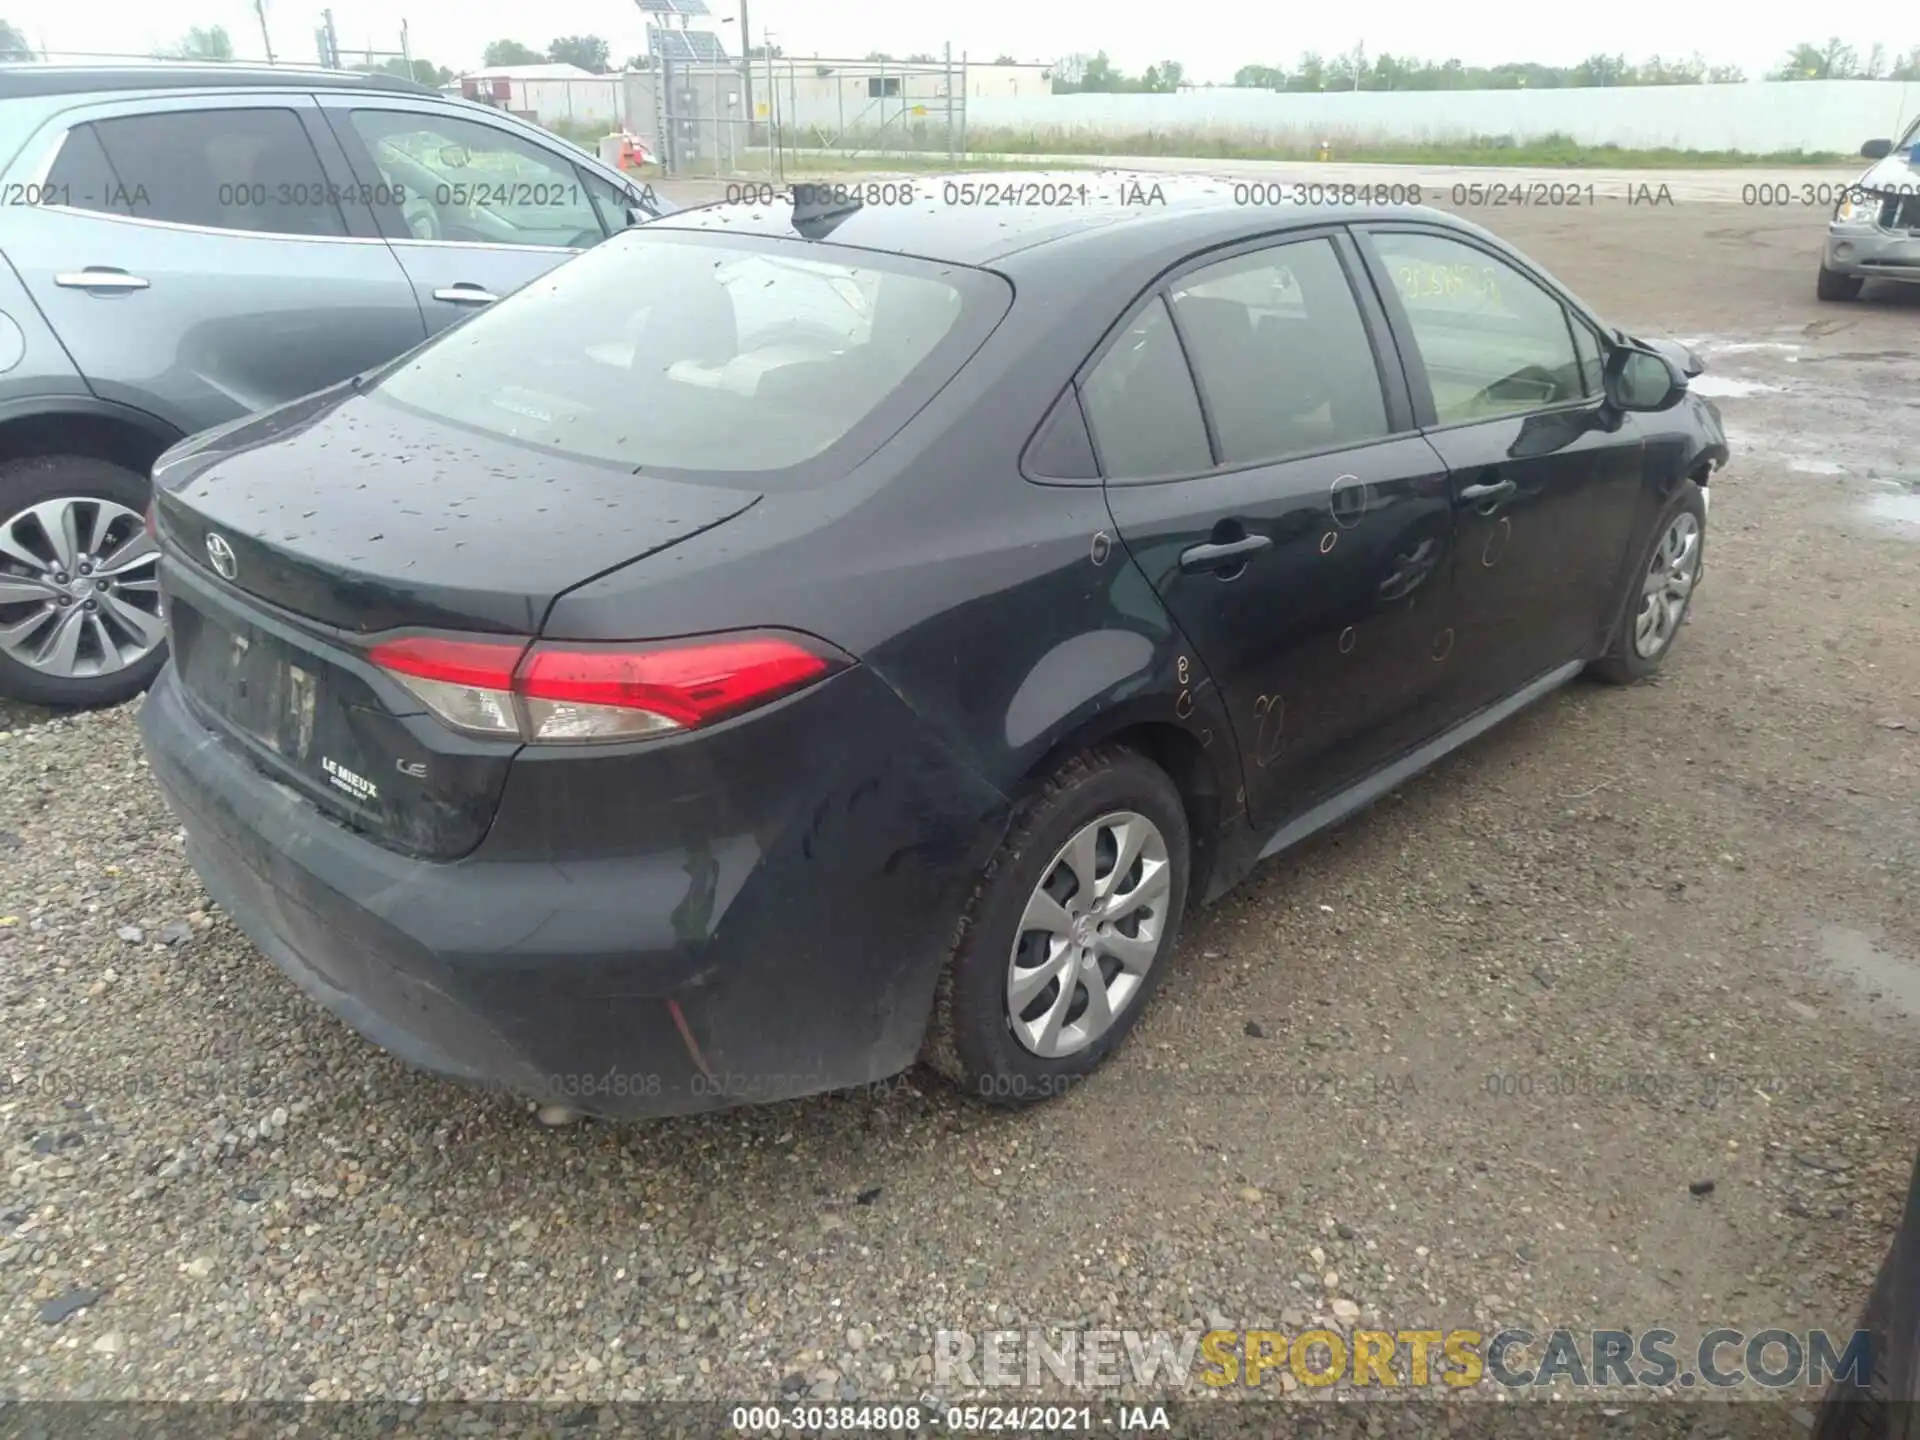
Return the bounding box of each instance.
[1094,232,1458,830]
[1356,226,1646,717]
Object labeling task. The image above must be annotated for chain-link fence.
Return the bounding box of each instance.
[10,45,1000,184]
[609,53,975,181]
[760,55,969,163]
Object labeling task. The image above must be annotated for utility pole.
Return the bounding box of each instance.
[254,0,275,63]
[319,8,339,68]
[738,0,753,147]
[400,18,413,80]
[763,32,778,182]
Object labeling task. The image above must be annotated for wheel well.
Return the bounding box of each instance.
[1031,720,1223,914]
[0,410,176,477]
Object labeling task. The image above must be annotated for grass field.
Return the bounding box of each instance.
[555,125,1856,180]
[757,126,1854,169]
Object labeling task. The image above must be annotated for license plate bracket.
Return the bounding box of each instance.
[214,624,319,762]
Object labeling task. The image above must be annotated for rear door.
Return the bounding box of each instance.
[1095,231,1458,829]
[1354,224,1644,718]
[316,97,624,335]
[2,92,425,436]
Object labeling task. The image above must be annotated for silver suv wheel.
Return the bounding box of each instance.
[0,496,163,679]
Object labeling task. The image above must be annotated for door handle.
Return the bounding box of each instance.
[54,270,149,292]
[1458,477,1516,507]
[1179,533,1272,574]
[432,285,499,305]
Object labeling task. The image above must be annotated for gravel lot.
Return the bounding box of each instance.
[3,183,1918,1416]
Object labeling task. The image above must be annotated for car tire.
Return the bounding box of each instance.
[1817,264,1865,301]
[0,455,166,710]
[1587,479,1706,686]
[1811,1145,1920,1439]
[924,744,1190,1107]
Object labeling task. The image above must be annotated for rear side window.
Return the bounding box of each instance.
[370,232,1002,476]
[87,108,349,237]
[43,125,137,217]
[1081,296,1212,481]
[1169,238,1390,465]
[1023,388,1099,481]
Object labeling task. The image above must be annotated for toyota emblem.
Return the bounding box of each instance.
[205,532,238,581]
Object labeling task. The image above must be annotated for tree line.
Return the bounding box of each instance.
[3,19,1916,89]
[1053,38,1920,92]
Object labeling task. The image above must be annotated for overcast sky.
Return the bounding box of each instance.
[6,0,1915,86]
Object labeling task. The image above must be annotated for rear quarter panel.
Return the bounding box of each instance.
[0,251,87,402]
[539,229,1248,830]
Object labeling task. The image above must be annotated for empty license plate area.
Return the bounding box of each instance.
[168,595,395,826]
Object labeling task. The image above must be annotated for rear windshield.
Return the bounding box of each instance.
[369,230,1004,475]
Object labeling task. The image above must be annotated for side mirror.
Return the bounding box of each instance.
[624,205,648,227]
[1862,138,1894,160]
[1603,346,1685,412]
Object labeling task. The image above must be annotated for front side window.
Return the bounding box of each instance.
[1372,231,1583,425]
[1169,238,1390,465]
[1570,318,1605,397]
[82,108,348,236]
[370,233,993,476]
[1080,296,1212,481]
[346,109,604,248]
[578,166,639,234]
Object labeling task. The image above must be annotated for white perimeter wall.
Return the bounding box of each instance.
[963,81,1920,154]
[508,77,623,128]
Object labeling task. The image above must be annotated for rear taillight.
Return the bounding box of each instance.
[368,631,847,743]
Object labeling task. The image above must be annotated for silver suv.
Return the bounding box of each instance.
[1818,117,1920,301]
[0,63,670,707]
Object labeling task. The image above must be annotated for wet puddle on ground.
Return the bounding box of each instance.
[1863,491,1920,529]
[1821,927,1920,1020]
[1689,375,1778,398]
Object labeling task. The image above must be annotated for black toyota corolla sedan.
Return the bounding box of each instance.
[137,176,1730,1119]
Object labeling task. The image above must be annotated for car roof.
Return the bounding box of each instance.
[647,169,1476,268]
[0,63,435,101]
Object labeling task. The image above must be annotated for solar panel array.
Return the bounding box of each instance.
[647,25,730,62]
[635,0,711,16]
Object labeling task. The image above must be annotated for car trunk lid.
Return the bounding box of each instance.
[151,387,761,860]
[152,385,762,635]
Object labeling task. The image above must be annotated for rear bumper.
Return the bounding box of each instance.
[139,663,1009,1118]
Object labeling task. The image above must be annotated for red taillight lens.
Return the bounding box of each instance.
[369,631,844,743]
[367,635,527,738]
[369,635,527,690]
[518,639,831,730]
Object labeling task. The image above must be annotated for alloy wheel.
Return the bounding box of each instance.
[1633,511,1700,660]
[0,497,163,679]
[1006,810,1172,1059]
